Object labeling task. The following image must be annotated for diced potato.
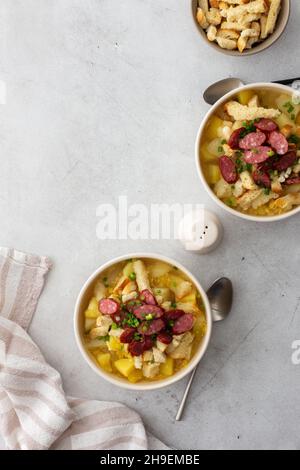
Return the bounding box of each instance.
[84,297,99,318]
[97,353,112,372]
[168,275,192,299]
[160,357,174,377]
[114,358,135,377]
[207,138,223,157]
[94,281,106,301]
[85,318,96,332]
[206,116,224,140]
[128,369,144,383]
[123,261,134,278]
[148,261,172,278]
[108,336,122,352]
[205,164,221,185]
[180,290,197,305]
[237,90,255,106]
[200,145,217,163]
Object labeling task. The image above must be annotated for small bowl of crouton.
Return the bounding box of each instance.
[192,0,290,56]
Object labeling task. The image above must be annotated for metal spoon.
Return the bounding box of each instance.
[175,277,233,421]
[203,77,300,105]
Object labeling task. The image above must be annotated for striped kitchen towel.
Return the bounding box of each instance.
[0,248,168,450]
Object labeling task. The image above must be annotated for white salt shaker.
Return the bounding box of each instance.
[178,209,223,254]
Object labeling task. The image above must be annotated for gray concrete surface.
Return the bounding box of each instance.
[0,0,300,450]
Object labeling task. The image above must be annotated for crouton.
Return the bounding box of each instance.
[265,0,281,36]
[216,36,237,49]
[248,95,260,107]
[227,0,266,23]
[240,171,258,190]
[221,21,250,31]
[217,28,240,40]
[207,24,218,41]
[237,189,263,210]
[251,191,278,209]
[199,0,209,12]
[197,8,209,29]
[206,8,222,25]
[225,101,281,121]
[260,14,268,39]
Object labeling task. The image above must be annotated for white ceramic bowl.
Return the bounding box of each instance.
[195,82,300,222]
[74,253,212,391]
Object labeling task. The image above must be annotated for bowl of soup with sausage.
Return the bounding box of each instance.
[74,254,212,390]
[196,83,300,221]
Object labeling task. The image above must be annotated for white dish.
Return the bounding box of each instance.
[195,82,300,222]
[74,253,212,390]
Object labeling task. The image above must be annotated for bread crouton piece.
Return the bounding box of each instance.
[265,0,281,36]
[197,8,209,29]
[199,0,209,12]
[248,94,260,107]
[216,36,237,49]
[260,14,268,39]
[269,194,300,212]
[237,189,263,210]
[217,29,240,40]
[209,0,220,8]
[251,191,278,209]
[207,24,218,41]
[221,21,251,31]
[225,101,281,121]
[240,171,258,190]
[237,36,248,53]
[221,0,250,3]
[227,0,266,22]
[214,178,233,199]
[206,8,222,25]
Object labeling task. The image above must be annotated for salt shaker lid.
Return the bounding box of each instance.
[178,209,223,254]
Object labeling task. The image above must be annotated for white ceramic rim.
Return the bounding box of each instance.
[74,253,213,391]
[195,82,300,222]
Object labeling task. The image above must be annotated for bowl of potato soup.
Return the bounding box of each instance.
[196,83,300,221]
[74,254,212,390]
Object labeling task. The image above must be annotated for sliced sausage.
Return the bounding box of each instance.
[244,146,272,164]
[142,336,154,351]
[133,304,164,320]
[125,300,144,313]
[228,127,246,149]
[285,176,300,185]
[157,331,173,345]
[269,131,289,155]
[172,313,194,335]
[98,298,119,315]
[138,318,165,336]
[164,310,185,322]
[273,151,297,172]
[120,327,136,344]
[239,131,266,150]
[128,341,145,357]
[219,156,238,183]
[112,310,126,325]
[253,170,271,188]
[140,289,157,306]
[255,119,278,132]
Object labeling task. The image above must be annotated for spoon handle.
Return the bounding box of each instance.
[175,367,197,421]
[272,77,300,85]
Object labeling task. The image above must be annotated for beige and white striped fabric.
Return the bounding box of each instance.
[0,248,168,450]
